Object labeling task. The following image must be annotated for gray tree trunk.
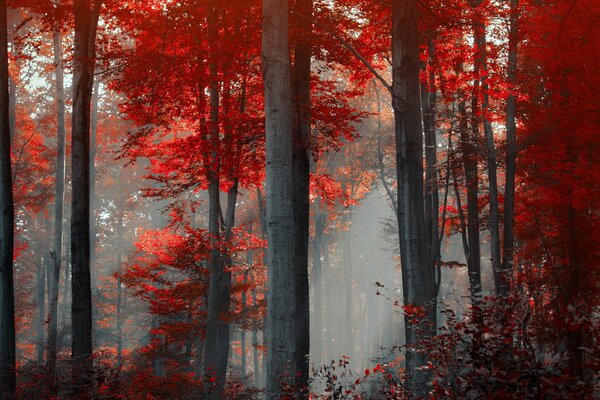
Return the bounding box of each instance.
[0,1,15,396]
[89,79,100,273]
[391,0,435,396]
[501,0,519,297]
[202,1,224,389]
[461,90,483,302]
[312,207,325,367]
[115,208,124,369]
[342,209,353,360]
[291,0,312,394]
[262,0,296,396]
[35,254,46,364]
[71,1,101,396]
[47,30,67,383]
[473,18,502,293]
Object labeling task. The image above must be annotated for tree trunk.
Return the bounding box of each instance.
[71,1,101,396]
[262,0,296,395]
[115,208,124,370]
[0,1,15,396]
[323,234,333,362]
[47,30,67,383]
[343,209,353,360]
[501,0,519,297]
[421,38,438,260]
[291,0,312,395]
[460,90,482,302]
[89,79,100,274]
[391,0,435,396]
[202,0,224,388]
[312,208,325,367]
[473,17,502,294]
[241,270,248,380]
[34,253,46,364]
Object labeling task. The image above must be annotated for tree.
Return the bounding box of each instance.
[0,0,15,396]
[262,0,297,396]
[47,26,66,383]
[291,0,312,394]
[391,0,435,396]
[71,0,101,395]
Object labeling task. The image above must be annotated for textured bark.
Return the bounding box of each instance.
[473,18,502,294]
[47,30,67,382]
[202,2,223,393]
[461,90,482,302]
[262,0,296,396]
[291,0,312,394]
[89,79,100,273]
[391,0,435,396]
[0,1,15,396]
[502,0,519,297]
[421,40,438,260]
[249,223,261,387]
[448,134,469,263]
[71,1,101,396]
[312,207,326,366]
[241,269,249,380]
[342,209,353,359]
[35,254,46,364]
[115,208,124,369]
[214,182,238,394]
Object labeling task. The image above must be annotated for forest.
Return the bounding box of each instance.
[0,0,598,398]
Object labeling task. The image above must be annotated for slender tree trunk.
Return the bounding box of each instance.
[473,17,502,293]
[71,1,101,396]
[291,0,312,395]
[241,268,248,380]
[460,91,482,302]
[255,188,268,388]
[421,40,438,260]
[312,208,325,367]
[0,1,15,396]
[251,279,260,387]
[343,209,353,360]
[323,234,333,362]
[89,79,100,273]
[263,0,296,395]
[448,133,469,263]
[115,208,124,369]
[501,0,519,296]
[47,30,67,383]
[213,181,238,396]
[152,316,165,378]
[202,0,224,390]
[391,0,435,396]
[34,253,46,364]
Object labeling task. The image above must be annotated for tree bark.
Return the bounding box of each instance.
[421,38,438,261]
[501,0,519,297]
[47,30,67,383]
[89,79,100,273]
[291,0,312,395]
[202,1,224,394]
[391,0,435,396]
[115,208,124,370]
[262,0,296,396]
[460,89,483,302]
[473,17,502,294]
[71,1,101,396]
[342,209,353,360]
[0,1,15,396]
[312,207,325,367]
[35,254,46,364]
